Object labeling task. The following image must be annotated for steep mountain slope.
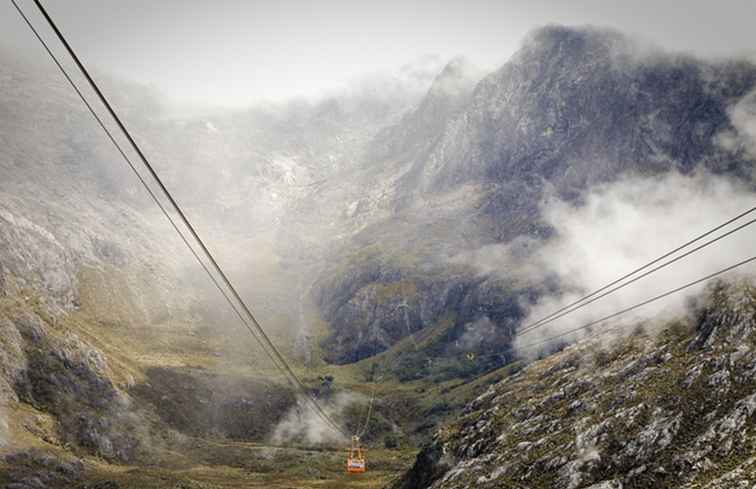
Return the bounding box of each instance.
[0,47,429,486]
[313,25,756,368]
[0,43,441,354]
[416,26,756,200]
[369,57,481,171]
[0,53,200,322]
[392,279,756,489]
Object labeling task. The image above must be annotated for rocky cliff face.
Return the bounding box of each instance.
[313,25,756,366]
[369,57,480,169]
[415,26,756,199]
[392,280,756,489]
[316,257,529,370]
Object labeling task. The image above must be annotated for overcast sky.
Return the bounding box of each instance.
[2,0,755,109]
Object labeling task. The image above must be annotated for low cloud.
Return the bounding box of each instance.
[517,171,756,354]
[457,317,498,352]
[271,392,363,446]
[459,171,756,356]
[717,89,756,165]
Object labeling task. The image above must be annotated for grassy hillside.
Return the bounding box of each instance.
[0,275,461,488]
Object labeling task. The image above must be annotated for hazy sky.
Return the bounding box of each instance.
[2,0,755,109]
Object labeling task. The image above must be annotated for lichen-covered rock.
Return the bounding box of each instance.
[392,280,756,489]
[585,481,623,489]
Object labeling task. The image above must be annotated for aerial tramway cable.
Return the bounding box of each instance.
[518,206,756,336]
[514,254,756,352]
[465,205,756,361]
[518,213,756,337]
[12,0,348,439]
[9,0,286,379]
[356,383,377,439]
[465,253,756,363]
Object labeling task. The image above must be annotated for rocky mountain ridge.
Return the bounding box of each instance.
[313,25,756,366]
[391,279,756,489]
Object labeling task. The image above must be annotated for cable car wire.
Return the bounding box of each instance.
[519,205,756,334]
[356,383,377,439]
[10,0,295,385]
[466,207,755,361]
[514,254,756,352]
[461,253,756,363]
[518,214,756,337]
[13,0,347,438]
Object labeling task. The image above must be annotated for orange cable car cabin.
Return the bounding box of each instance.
[347,436,366,473]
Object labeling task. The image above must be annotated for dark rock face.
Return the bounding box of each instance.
[416,26,756,198]
[316,264,475,364]
[408,26,756,249]
[391,440,452,489]
[3,309,147,463]
[314,26,756,366]
[393,280,756,489]
[316,258,528,366]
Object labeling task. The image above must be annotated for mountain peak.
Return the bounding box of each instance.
[518,24,635,61]
[413,24,756,199]
[425,56,480,99]
[367,56,482,164]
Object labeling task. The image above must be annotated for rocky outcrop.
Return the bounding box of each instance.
[0,205,79,312]
[316,258,528,366]
[1,305,149,463]
[369,57,480,167]
[392,280,756,489]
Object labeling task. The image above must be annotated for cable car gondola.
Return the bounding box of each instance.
[347,436,366,473]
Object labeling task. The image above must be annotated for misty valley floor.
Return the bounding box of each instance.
[0,293,420,489]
